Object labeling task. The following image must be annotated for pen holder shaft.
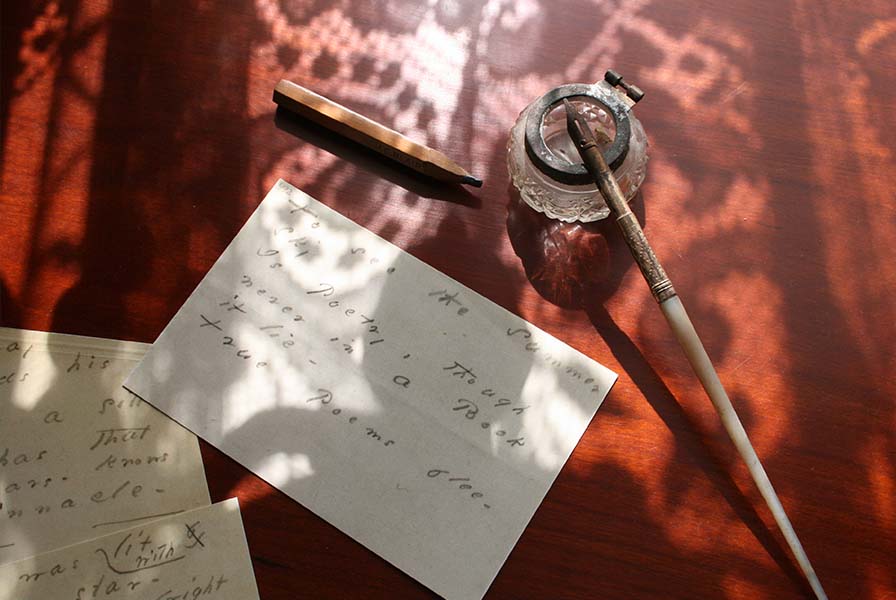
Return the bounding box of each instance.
[660,296,828,600]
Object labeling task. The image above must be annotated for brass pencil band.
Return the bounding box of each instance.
[524,83,631,185]
[651,280,677,303]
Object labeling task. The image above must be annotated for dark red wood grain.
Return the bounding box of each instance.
[2,1,894,598]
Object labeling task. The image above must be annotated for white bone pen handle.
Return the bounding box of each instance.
[563,99,827,599]
[660,295,827,600]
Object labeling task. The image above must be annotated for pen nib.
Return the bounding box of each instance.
[563,99,597,153]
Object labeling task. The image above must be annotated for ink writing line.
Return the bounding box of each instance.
[184,521,206,548]
[92,510,184,528]
[95,547,185,575]
[89,426,152,450]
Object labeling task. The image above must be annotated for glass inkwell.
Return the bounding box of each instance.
[508,70,649,222]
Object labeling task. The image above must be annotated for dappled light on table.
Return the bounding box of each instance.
[2,0,894,597]
[124,180,616,600]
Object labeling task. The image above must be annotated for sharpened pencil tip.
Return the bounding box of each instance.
[461,175,483,187]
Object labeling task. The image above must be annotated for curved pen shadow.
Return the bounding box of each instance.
[506,192,812,597]
[583,303,811,597]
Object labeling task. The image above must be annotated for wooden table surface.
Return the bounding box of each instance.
[2,1,894,598]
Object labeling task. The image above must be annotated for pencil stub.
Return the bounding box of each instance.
[273,79,481,187]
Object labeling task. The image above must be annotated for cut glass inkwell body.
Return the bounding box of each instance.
[508,70,649,222]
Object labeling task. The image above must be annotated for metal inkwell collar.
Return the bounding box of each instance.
[508,70,649,223]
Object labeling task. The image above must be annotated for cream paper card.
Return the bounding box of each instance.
[0,498,258,600]
[0,328,209,564]
[124,179,616,600]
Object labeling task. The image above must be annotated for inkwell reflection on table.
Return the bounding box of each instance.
[507,70,828,600]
